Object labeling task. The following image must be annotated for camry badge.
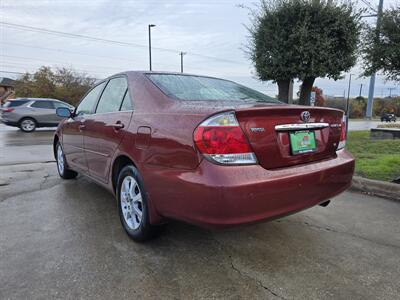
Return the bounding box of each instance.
[300,111,311,123]
[250,127,265,133]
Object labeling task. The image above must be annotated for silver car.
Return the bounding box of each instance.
[0,98,74,132]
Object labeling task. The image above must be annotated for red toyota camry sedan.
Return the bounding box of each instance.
[54,71,354,241]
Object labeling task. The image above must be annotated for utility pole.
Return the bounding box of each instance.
[388,87,395,98]
[148,24,156,71]
[366,0,384,119]
[359,84,363,97]
[179,52,186,73]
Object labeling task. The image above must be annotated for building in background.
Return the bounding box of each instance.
[0,77,15,105]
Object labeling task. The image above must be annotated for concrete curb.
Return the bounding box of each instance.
[351,176,400,201]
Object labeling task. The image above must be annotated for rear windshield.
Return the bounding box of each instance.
[147,74,280,103]
[3,100,30,107]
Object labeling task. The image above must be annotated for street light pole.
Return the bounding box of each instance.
[148,24,156,71]
[346,74,353,115]
[346,73,353,134]
[366,0,384,119]
[179,52,186,73]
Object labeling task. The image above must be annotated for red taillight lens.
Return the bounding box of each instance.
[2,108,14,113]
[194,112,257,165]
[337,115,347,150]
[194,126,251,154]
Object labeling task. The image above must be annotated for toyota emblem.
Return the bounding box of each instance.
[300,111,311,123]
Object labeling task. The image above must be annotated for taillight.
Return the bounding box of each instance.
[194,112,257,165]
[2,108,14,113]
[337,114,347,150]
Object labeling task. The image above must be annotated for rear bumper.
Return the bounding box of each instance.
[0,118,18,127]
[145,149,355,228]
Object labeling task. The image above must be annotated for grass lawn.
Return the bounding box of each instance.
[347,131,400,182]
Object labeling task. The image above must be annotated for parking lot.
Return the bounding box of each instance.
[0,124,399,299]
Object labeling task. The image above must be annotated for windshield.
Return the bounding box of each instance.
[148,74,280,103]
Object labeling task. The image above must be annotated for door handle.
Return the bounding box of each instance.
[79,124,86,130]
[112,123,125,130]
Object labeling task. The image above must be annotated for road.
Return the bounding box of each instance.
[1,125,399,299]
[0,125,55,166]
[347,119,383,131]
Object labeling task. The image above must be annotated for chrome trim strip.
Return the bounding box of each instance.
[275,123,329,131]
[69,145,85,151]
[69,145,109,157]
[85,148,109,157]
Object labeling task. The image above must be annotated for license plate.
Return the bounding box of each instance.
[289,131,316,155]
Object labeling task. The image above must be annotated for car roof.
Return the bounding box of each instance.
[115,70,230,82]
[12,98,64,102]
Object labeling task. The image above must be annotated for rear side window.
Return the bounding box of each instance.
[119,91,132,111]
[148,74,280,103]
[31,101,54,109]
[76,82,106,116]
[4,100,30,107]
[95,77,128,114]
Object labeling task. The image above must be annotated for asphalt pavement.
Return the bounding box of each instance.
[0,125,55,166]
[347,119,384,131]
[0,124,399,299]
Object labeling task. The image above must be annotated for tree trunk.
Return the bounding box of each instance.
[277,79,290,103]
[299,77,315,106]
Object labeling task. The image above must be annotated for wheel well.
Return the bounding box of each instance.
[112,155,136,192]
[53,135,59,159]
[19,116,37,125]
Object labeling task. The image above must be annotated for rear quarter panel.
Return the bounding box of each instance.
[130,112,204,169]
[125,73,207,171]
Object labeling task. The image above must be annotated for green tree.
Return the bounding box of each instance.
[363,6,400,81]
[14,66,96,106]
[248,0,361,104]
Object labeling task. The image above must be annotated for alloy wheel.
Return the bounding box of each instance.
[21,119,35,131]
[120,176,143,230]
[57,145,65,175]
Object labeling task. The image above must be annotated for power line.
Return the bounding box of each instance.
[1,42,134,63]
[0,42,241,74]
[0,70,101,80]
[0,70,25,75]
[1,54,193,75]
[360,0,377,12]
[0,21,244,65]
[0,54,130,71]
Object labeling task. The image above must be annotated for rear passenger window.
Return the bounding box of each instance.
[119,91,132,111]
[31,101,54,109]
[96,77,128,114]
[4,100,30,107]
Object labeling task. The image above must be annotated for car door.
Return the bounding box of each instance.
[29,100,56,125]
[62,82,106,172]
[83,76,133,182]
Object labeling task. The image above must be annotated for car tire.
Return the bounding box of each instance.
[19,117,37,132]
[56,142,78,179]
[117,165,158,242]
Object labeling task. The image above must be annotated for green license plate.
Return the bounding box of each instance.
[289,131,317,155]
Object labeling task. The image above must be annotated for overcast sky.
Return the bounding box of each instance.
[1,0,399,98]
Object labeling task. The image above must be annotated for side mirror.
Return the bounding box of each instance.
[56,107,72,118]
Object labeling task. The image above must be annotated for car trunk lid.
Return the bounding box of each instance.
[235,105,344,169]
